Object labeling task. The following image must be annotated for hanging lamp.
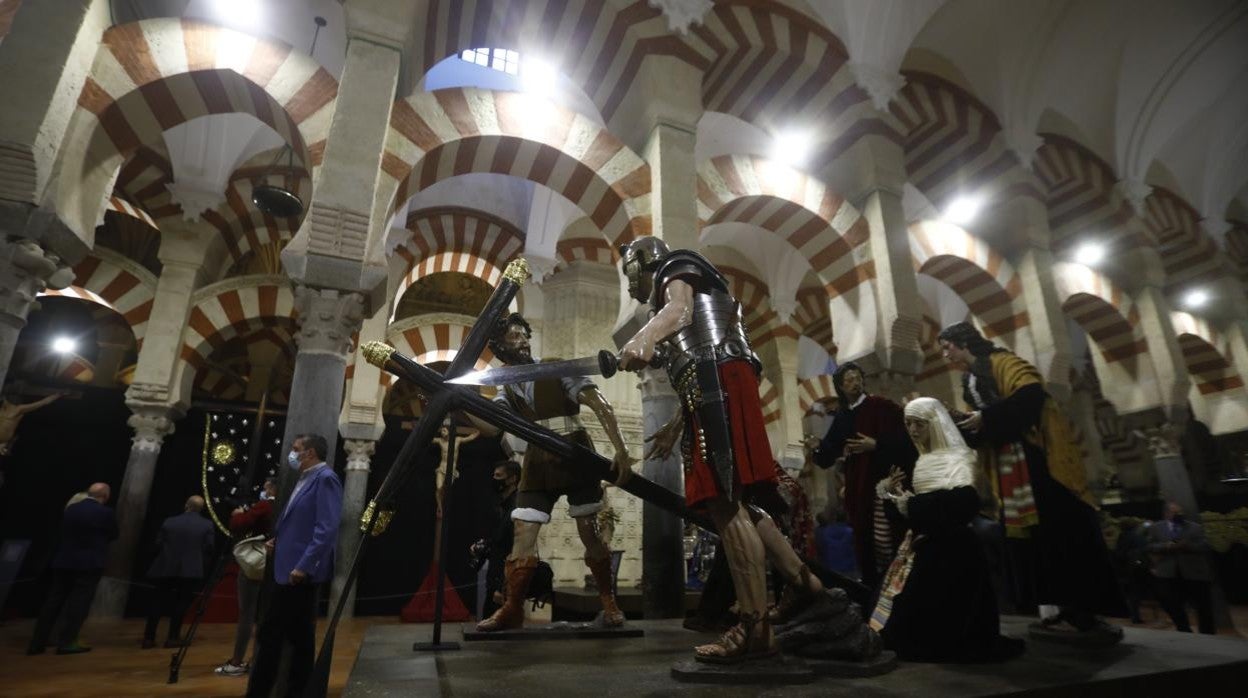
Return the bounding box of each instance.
[251,16,327,218]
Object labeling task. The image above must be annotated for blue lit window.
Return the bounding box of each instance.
[460,48,519,75]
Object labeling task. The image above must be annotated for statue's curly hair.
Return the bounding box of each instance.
[937,321,998,358]
[487,312,532,359]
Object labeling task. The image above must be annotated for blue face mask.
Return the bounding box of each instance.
[287,451,301,470]
[258,491,271,501]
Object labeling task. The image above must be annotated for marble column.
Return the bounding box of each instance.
[638,367,686,618]
[0,236,73,388]
[819,135,922,393]
[92,405,178,618]
[632,60,702,616]
[331,438,375,618]
[276,286,364,498]
[1015,244,1074,403]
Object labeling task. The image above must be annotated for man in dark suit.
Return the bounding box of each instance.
[27,482,117,655]
[1148,501,1216,634]
[142,495,215,648]
[246,433,342,698]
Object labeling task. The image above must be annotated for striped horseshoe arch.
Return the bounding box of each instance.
[687,1,896,166]
[40,251,157,349]
[415,0,702,124]
[797,374,837,413]
[908,220,1029,341]
[891,72,1042,211]
[1053,262,1147,365]
[1034,134,1141,254]
[391,207,526,316]
[53,18,337,237]
[792,284,835,359]
[381,87,651,248]
[1170,312,1245,396]
[554,236,617,272]
[718,264,798,349]
[756,375,782,427]
[174,277,297,406]
[697,155,871,298]
[385,315,500,372]
[1144,188,1229,292]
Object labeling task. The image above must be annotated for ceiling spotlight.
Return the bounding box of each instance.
[943,195,983,225]
[52,337,76,354]
[522,57,559,96]
[1183,289,1210,309]
[770,130,812,168]
[213,0,263,29]
[1075,243,1106,267]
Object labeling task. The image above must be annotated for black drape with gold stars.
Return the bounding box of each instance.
[201,412,286,535]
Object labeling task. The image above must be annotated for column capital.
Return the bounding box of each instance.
[343,439,376,472]
[0,235,75,319]
[294,285,366,358]
[126,405,179,452]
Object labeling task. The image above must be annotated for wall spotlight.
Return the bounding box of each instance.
[1075,243,1106,267]
[943,195,983,225]
[770,130,812,168]
[1183,289,1210,309]
[52,337,76,354]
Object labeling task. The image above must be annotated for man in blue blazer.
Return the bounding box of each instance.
[247,433,342,698]
[27,482,117,655]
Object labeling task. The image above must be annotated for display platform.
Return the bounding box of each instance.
[344,616,1248,697]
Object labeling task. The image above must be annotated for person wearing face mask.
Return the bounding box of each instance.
[471,461,522,617]
[246,435,342,698]
[811,362,918,589]
[216,477,279,677]
[1147,501,1215,634]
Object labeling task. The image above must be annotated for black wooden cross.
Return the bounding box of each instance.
[305,258,696,697]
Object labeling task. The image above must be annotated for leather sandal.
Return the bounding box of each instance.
[694,612,777,664]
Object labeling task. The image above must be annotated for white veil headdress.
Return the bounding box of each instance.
[903,397,977,495]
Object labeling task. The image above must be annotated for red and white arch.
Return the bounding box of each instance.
[381,87,651,249]
[53,18,336,237]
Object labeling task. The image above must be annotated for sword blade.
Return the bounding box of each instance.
[447,354,609,386]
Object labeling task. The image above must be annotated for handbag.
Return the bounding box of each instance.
[233,534,268,581]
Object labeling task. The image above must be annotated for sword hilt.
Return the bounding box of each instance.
[606,345,667,375]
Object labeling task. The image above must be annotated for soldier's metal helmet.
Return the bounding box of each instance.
[618,237,670,302]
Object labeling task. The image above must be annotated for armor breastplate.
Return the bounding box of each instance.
[663,289,760,399]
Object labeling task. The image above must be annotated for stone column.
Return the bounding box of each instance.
[91,321,133,387]
[330,437,376,618]
[0,0,109,209]
[92,405,178,618]
[0,235,72,387]
[820,135,922,394]
[638,367,685,618]
[756,334,805,471]
[90,225,207,618]
[627,57,703,616]
[1016,245,1074,402]
[276,287,364,497]
[1127,249,1192,413]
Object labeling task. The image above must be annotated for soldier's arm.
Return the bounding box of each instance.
[620,279,693,368]
[578,386,628,457]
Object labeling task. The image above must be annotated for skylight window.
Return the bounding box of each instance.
[460,48,520,75]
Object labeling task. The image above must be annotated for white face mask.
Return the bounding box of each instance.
[287,451,301,470]
[259,491,271,501]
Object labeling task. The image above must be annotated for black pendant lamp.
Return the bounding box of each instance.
[251,16,327,219]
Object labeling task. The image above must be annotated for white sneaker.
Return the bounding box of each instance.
[214,662,248,676]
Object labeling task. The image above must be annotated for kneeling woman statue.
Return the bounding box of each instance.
[870,397,1025,662]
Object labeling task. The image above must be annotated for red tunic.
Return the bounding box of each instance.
[683,360,777,508]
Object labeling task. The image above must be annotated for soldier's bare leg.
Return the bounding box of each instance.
[693,499,775,663]
[476,520,542,631]
[575,515,625,626]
